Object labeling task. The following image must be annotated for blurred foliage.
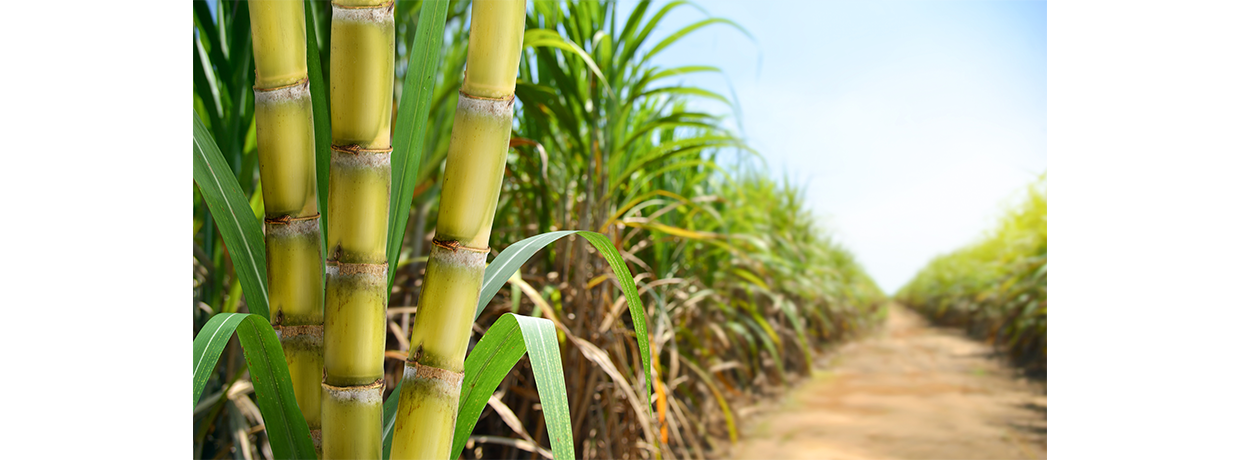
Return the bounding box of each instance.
[194,1,885,458]
[898,175,1047,377]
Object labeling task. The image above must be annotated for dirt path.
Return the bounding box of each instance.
[729,305,1046,460]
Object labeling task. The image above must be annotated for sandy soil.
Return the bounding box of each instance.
[729,305,1046,460]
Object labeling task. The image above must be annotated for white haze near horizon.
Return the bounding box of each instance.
[621,0,1047,293]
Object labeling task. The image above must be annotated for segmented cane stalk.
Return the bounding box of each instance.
[247,0,326,447]
[390,1,526,458]
[321,1,394,458]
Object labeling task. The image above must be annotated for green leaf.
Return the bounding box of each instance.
[474,231,654,413]
[303,0,332,240]
[524,29,613,97]
[639,17,752,70]
[450,313,573,460]
[381,378,403,459]
[192,313,315,460]
[194,112,269,320]
[387,0,451,290]
[192,313,247,406]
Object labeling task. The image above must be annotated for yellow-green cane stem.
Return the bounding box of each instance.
[405,243,488,371]
[255,82,319,218]
[324,0,394,456]
[325,148,392,263]
[266,219,325,325]
[390,243,484,459]
[459,0,526,99]
[433,94,515,248]
[322,379,384,460]
[323,263,388,385]
[391,1,525,457]
[330,2,395,149]
[390,362,464,460]
[279,325,324,429]
[267,219,325,434]
[249,0,326,440]
[249,0,308,89]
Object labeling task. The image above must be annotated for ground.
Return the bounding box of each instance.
[729,305,1046,460]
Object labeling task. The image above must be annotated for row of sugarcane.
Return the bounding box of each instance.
[195,1,886,458]
[382,2,887,458]
[898,176,1047,376]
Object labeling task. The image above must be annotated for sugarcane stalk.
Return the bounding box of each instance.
[390,1,526,459]
[247,0,326,448]
[321,1,395,459]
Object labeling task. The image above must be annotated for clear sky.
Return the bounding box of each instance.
[620,0,1047,293]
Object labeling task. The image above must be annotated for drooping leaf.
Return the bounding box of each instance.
[192,313,315,459]
[450,313,572,460]
[524,29,612,96]
[193,112,269,320]
[474,231,654,411]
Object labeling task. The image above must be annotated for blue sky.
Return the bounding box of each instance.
[621,0,1047,293]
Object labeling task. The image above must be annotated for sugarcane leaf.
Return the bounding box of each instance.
[193,112,270,320]
[387,0,450,290]
[380,378,403,459]
[192,313,315,460]
[474,231,654,413]
[192,313,247,406]
[678,356,738,444]
[450,313,572,460]
[639,17,752,70]
[475,231,573,321]
[524,29,612,97]
[303,0,332,241]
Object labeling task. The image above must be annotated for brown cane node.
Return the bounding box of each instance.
[459,90,516,106]
[265,213,321,225]
[431,238,490,253]
[253,78,309,93]
[331,0,394,10]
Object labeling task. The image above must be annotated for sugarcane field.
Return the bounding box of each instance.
[191,0,1047,458]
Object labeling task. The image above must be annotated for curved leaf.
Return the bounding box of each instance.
[191,313,314,460]
[524,29,613,97]
[193,112,269,320]
[639,17,753,69]
[450,313,572,459]
[474,231,654,411]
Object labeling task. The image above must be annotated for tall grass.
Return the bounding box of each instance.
[898,176,1047,377]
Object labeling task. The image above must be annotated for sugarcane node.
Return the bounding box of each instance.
[252,77,309,93]
[320,378,385,392]
[330,0,394,11]
[335,262,387,276]
[458,90,516,105]
[403,360,464,383]
[431,238,489,253]
[409,344,423,363]
[267,215,292,225]
[332,144,362,155]
[331,144,394,156]
[274,309,285,326]
[265,213,321,225]
[278,324,324,338]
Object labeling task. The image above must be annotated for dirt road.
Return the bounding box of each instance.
[729,305,1046,460]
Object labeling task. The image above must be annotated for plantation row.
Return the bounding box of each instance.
[898,176,1047,376]
[193,1,884,459]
